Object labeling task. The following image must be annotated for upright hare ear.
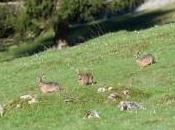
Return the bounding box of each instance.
[135,51,141,59]
[37,72,45,82]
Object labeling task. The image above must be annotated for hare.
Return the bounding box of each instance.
[57,40,68,50]
[78,72,96,85]
[38,75,61,94]
[136,52,155,69]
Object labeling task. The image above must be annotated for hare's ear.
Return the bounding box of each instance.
[135,51,141,59]
[37,73,45,82]
[76,69,80,75]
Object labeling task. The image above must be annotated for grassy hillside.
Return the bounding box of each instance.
[0,22,175,130]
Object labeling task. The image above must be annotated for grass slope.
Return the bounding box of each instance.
[0,22,175,130]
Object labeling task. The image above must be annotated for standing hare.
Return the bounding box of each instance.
[78,72,96,85]
[136,52,155,69]
[57,40,68,50]
[38,75,61,94]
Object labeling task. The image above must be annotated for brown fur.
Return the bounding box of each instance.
[38,76,61,93]
[78,72,96,85]
[136,52,155,69]
[57,40,68,50]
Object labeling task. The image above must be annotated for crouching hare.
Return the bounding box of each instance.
[136,52,155,69]
[78,72,96,86]
[38,75,62,94]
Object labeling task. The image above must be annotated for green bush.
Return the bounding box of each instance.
[0,0,144,39]
[0,6,15,38]
[0,4,27,38]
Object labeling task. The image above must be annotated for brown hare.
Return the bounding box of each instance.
[136,52,155,69]
[38,75,61,94]
[78,72,96,85]
[57,40,68,50]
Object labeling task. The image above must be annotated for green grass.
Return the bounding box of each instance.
[0,21,175,130]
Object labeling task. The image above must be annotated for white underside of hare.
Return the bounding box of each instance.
[136,59,153,69]
[40,85,58,93]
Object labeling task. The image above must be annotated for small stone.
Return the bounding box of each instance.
[107,87,113,91]
[20,94,38,105]
[83,110,100,119]
[108,93,122,101]
[20,95,33,100]
[97,87,106,93]
[28,97,38,105]
[64,99,73,102]
[118,101,144,111]
[123,90,129,95]
[16,104,21,108]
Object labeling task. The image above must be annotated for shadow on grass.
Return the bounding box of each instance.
[70,8,175,45]
[12,35,55,57]
[1,8,175,62]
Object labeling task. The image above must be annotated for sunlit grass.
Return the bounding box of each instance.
[0,22,175,130]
